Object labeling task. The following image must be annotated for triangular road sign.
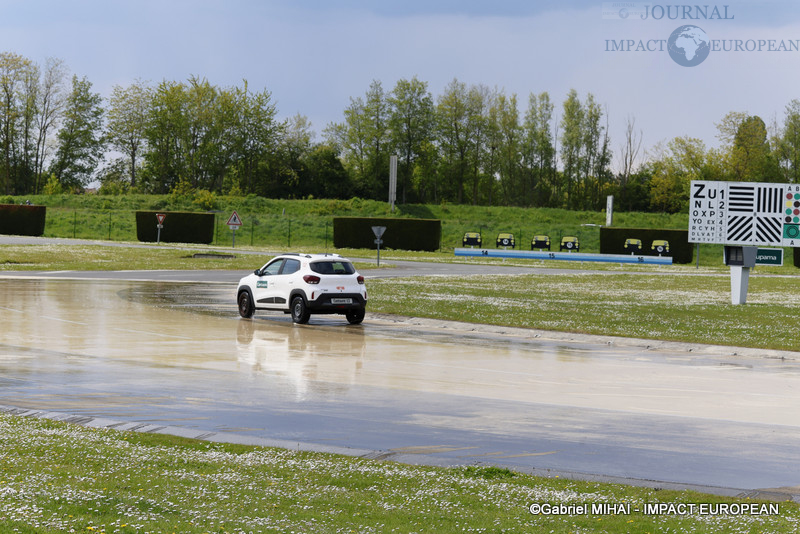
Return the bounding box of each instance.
[156,213,166,225]
[226,210,243,227]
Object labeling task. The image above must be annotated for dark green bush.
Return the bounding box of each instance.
[0,204,46,236]
[135,211,214,244]
[333,217,441,251]
[600,227,693,264]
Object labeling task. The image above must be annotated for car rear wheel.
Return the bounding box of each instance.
[291,296,310,324]
[345,309,365,325]
[238,291,254,318]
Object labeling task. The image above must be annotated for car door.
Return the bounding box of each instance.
[252,258,284,309]
[277,258,301,307]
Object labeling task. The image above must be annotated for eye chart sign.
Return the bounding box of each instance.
[689,180,800,247]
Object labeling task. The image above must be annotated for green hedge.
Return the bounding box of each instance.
[0,204,46,236]
[600,227,693,264]
[135,211,214,244]
[333,217,441,251]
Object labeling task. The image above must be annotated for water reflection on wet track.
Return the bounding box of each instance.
[2,278,800,493]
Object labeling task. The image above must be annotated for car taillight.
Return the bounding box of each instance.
[303,275,320,284]
[357,275,365,284]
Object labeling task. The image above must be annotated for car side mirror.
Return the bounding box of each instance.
[254,269,261,276]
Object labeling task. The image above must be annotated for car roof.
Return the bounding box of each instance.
[276,253,351,262]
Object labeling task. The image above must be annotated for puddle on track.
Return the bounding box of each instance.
[3,278,800,490]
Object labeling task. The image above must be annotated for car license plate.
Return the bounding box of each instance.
[331,298,352,304]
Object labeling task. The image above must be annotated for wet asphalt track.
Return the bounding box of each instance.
[2,236,800,501]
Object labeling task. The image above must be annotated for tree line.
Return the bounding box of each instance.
[3,50,800,213]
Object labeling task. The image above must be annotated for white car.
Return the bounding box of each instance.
[237,253,367,324]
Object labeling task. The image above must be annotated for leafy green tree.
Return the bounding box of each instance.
[0,52,34,194]
[522,92,556,207]
[49,75,104,190]
[717,112,778,182]
[301,144,353,199]
[387,76,434,203]
[581,94,612,210]
[142,77,253,194]
[436,78,480,204]
[616,115,643,209]
[181,76,233,191]
[361,80,390,198]
[326,80,390,200]
[648,137,724,212]
[325,98,366,191]
[105,79,151,189]
[32,57,68,193]
[776,100,800,183]
[141,80,187,193]
[493,93,523,206]
[733,115,779,181]
[559,89,583,208]
[455,84,491,205]
[97,158,130,195]
[229,82,280,195]
[273,113,314,198]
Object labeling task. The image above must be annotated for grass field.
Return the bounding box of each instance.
[1,412,798,533]
[6,193,694,255]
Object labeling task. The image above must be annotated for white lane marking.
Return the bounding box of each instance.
[113,328,194,340]
[40,316,88,325]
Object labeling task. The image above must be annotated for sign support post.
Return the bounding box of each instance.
[389,156,397,213]
[226,210,243,248]
[155,213,166,244]
[371,226,386,267]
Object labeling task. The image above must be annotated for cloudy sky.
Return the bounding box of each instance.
[3,0,800,168]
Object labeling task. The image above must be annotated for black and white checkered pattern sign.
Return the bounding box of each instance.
[689,181,800,247]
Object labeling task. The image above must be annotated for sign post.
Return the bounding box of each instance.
[389,155,397,213]
[371,225,386,267]
[155,213,166,244]
[226,210,243,248]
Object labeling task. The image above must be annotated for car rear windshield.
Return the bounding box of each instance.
[309,261,356,275]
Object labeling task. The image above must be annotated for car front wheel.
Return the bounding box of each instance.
[238,291,254,318]
[345,309,365,325]
[291,296,310,324]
